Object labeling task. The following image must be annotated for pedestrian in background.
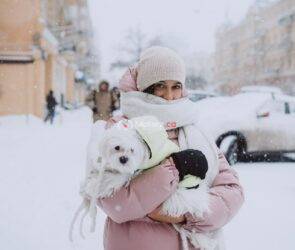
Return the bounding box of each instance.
[44,90,58,124]
[111,86,120,112]
[85,81,112,122]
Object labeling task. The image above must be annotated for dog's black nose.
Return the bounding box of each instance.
[119,156,128,164]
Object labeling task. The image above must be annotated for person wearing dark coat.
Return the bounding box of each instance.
[44,90,58,124]
[111,86,121,112]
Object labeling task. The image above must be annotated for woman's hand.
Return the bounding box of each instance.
[160,157,175,168]
[148,206,185,224]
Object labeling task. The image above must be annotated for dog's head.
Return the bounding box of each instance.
[99,126,149,175]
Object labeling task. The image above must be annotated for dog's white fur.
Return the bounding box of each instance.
[90,124,220,249]
[161,185,209,218]
[84,125,150,198]
[70,121,221,249]
[85,122,211,216]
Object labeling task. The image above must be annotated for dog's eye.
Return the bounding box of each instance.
[115,146,120,151]
[131,148,134,153]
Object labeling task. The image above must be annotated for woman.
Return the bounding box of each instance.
[97,47,244,250]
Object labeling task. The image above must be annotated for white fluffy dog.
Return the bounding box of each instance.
[69,118,221,250]
[85,123,150,199]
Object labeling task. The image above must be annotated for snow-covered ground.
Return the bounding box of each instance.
[223,163,295,250]
[1,108,294,250]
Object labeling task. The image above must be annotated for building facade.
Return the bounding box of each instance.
[214,0,295,94]
[0,0,99,118]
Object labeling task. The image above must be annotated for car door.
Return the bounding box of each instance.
[253,99,295,151]
[285,100,295,150]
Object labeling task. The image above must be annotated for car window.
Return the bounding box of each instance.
[189,94,206,102]
[258,100,285,115]
[289,102,295,114]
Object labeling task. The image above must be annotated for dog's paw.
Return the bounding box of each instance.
[162,187,209,217]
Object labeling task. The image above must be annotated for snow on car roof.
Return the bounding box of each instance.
[231,92,272,107]
[197,92,272,111]
[187,89,218,96]
[193,92,273,124]
[274,94,295,103]
[195,92,295,120]
[240,85,283,95]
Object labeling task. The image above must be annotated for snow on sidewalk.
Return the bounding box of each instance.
[0,108,294,250]
[224,162,295,250]
[0,108,104,250]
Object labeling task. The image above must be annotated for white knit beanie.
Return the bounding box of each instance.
[137,46,186,91]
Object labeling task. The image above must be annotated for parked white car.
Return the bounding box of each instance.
[240,85,283,95]
[194,92,295,164]
[188,89,219,102]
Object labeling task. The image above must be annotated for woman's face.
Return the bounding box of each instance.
[152,80,182,100]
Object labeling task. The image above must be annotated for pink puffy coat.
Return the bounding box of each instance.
[97,125,244,250]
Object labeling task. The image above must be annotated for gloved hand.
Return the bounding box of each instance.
[171,149,208,185]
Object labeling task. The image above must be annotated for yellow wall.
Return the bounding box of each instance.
[0,63,30,115]
[66,67,75,103]
[0,0,87,118]
[0,0,40,51]
[0,0,46,117]
[45,55,54,95]
[0,58,45,117]
[33,58,46,117]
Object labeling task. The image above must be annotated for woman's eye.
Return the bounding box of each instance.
[115,146,120,151]
[131,148,134,153]
[155,83,165,89]
[173,84,182,89]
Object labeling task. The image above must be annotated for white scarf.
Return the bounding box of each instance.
[121,91,219,185]
[121,91,195,129]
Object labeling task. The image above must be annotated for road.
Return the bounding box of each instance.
[0,108,294,250]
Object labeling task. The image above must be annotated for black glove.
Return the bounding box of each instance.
[171,149,208,182]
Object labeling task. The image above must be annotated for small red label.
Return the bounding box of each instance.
[167,122,177,128]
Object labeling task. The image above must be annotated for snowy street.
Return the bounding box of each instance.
[1,108,294,250]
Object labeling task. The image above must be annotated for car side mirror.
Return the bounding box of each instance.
[256,111,270,119]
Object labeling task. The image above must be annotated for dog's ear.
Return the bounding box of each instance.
[86,121,107,176]
[98,126,120,160]
[98,133,108,160]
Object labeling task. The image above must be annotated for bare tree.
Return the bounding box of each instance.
[185,52,214,90]
[110,27,163,70]
[186,75,208,90]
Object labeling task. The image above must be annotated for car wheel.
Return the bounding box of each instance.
[226,139,239,165]
[219,135,239,165]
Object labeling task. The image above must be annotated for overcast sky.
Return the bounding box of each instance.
[88,0,256,83]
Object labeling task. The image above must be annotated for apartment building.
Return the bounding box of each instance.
[214,0,295,94]
[0,0,99,117]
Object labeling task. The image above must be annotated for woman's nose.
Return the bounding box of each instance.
[163,89,174,100]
